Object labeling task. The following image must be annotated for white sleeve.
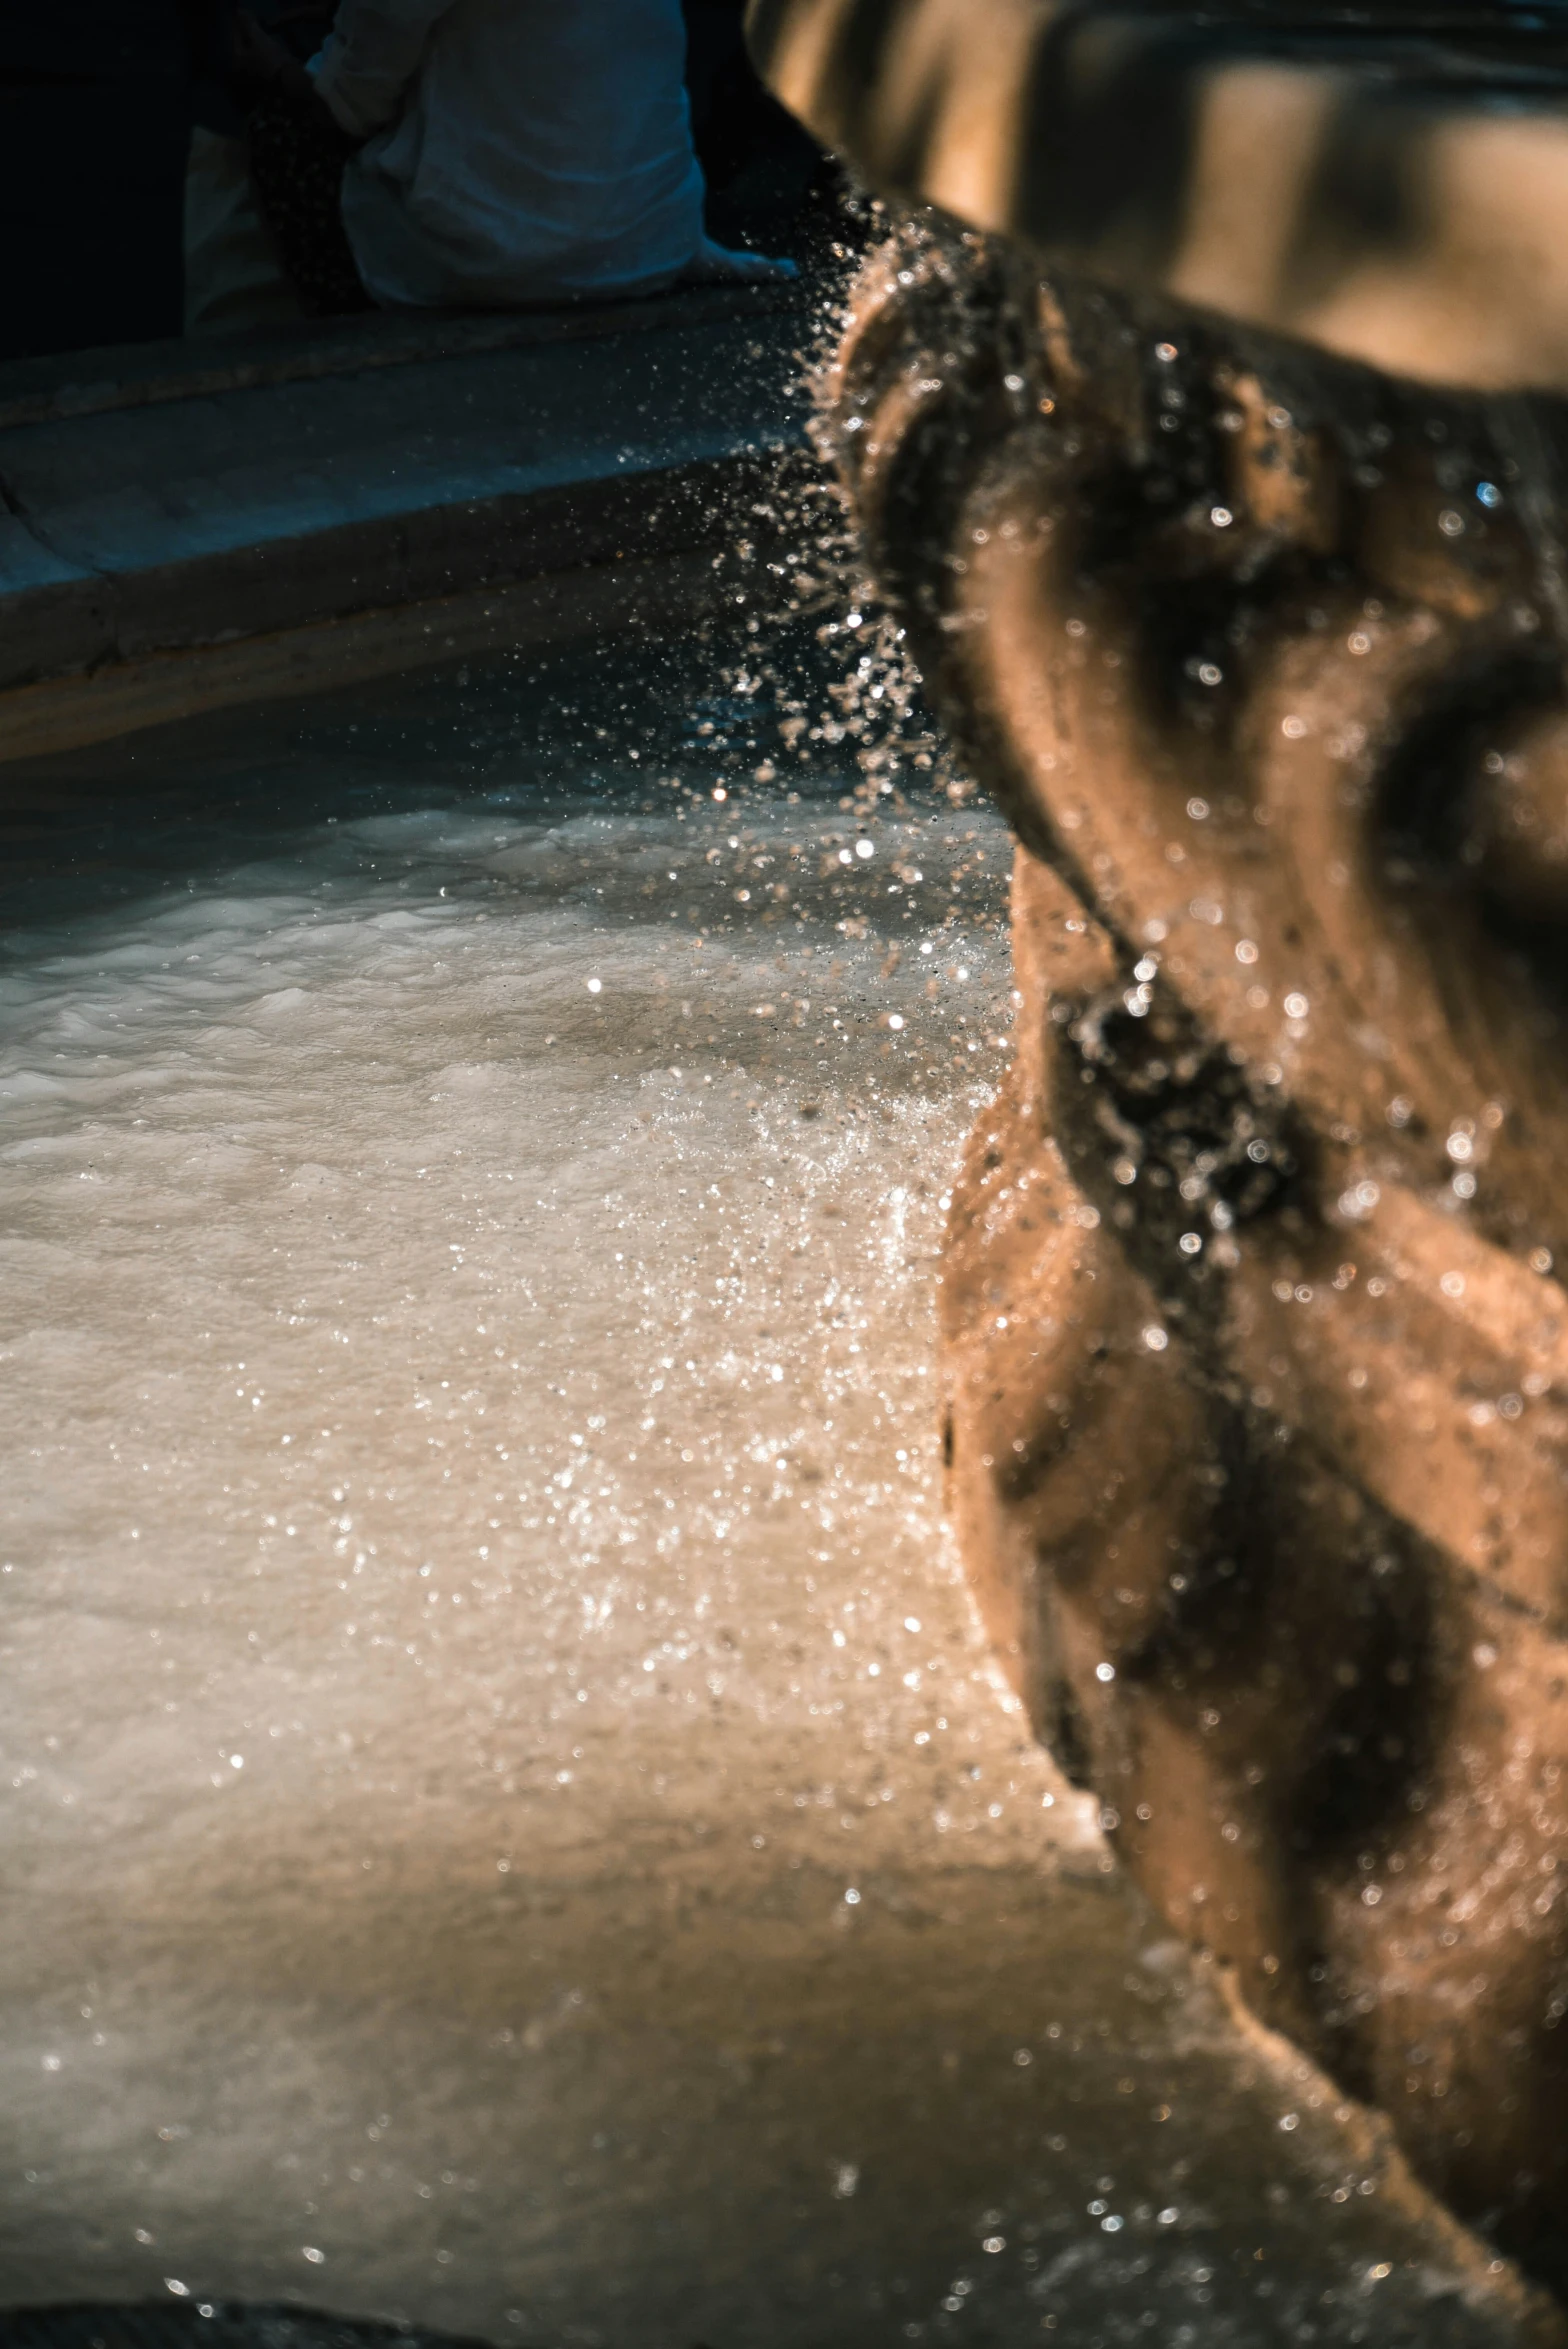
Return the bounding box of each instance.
[307,0,460,140]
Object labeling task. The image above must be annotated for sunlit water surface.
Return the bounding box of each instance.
[0,640,1528,2346]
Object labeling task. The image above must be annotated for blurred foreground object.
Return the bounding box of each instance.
[748,0,1568,2301]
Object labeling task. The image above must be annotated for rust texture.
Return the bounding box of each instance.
[824,215,1568,2289]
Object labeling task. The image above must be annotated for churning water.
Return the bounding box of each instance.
[0,636,1530,2344]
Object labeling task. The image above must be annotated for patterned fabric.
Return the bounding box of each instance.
[744,0,1568,391]
[245,81,372,319]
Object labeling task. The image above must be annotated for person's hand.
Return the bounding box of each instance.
[231,6,361,142]
[231,5,314,96]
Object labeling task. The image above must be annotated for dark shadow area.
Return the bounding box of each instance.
[0,2307,488,2349]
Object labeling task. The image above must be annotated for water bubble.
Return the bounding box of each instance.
[1142,1326,1168,1352]
[1095,1662,1116,1683]
[586,978,602,994]
[844,1886,861,1906]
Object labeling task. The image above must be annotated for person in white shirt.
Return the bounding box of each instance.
[302,0,796,310]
